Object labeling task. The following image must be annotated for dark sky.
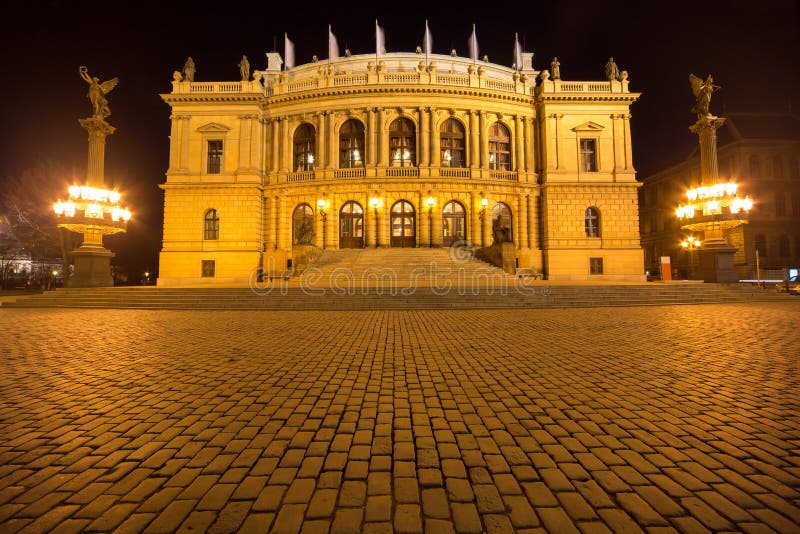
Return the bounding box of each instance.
[2,0,798,277]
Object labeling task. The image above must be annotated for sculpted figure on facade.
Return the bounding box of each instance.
[79,66,118,119]
[238,55,250,81]
[605,57,620,81]
[689,74,720,117]
[182,57,196,82]
[550,57,561,79]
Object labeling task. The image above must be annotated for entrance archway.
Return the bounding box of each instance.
[442,200,466,246]
[390,200,416,248]
[339,201,364,248]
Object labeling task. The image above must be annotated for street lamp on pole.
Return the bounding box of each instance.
[680,236,701,279]
[317,198,329,249]
[478,196,488,247]
[424,195,436,248]
[369,196,382,247]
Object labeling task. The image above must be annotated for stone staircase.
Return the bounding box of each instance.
[1,245,793,311]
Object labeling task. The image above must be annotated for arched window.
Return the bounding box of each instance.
[442,201,466,245]
[491,202,513,243]
[292,203,315,245]
[440,119,466,168]
[204,209,219,240]
[339,120,365,168]
[755,234,767,258]
[778,235,790,258]
[749,155,761,179]
[294,123,316,171]
[390,118,416,167]
[488,122,511,170]
[585,207,600,238]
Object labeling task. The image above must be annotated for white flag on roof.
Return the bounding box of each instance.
[329,24,339,61]
[285,33,295,70]
[376,20,386,56]
[423,20,433,58]
[468,24,478,62]
[514,33,523,70]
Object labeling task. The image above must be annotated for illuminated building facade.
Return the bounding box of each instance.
[158,50,644,284]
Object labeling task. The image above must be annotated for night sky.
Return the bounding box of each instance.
[2,1,798,278]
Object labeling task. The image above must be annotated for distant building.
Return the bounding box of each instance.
[158,50,645,284]
[639,113,800,279]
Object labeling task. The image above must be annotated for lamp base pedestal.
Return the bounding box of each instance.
[697,243,739,283]
[68,245,114,287]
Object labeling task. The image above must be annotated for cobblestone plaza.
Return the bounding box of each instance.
[1,303,799,533]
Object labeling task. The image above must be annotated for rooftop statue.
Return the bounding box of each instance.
[605,57,620,81]
[238,55,250,81]
[79,66,118,119]
[689,73,720,118]
[182,57,196,82]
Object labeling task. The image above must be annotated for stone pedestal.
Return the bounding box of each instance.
[697,244,739,283]
[69,245,114,287]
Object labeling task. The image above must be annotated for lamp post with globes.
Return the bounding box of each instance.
[369,196,382,247]
[316,198,329,249]
[478,196,488,247]
[424,196,436,248]
[680,236,701,280]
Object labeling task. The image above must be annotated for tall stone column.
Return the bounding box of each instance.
[519,194,528,249]
[469,111,480,169]
[317,112,326,170]
[419,107,430,166]
[180,116,191,172]
[524,116,534,173]
[377,108,388,167]
[622,114,633,170]
[430,108,440,167]
[271,119,280,173]
[479,112,488,169]
[79,117,116,187]
[328,112,337,169]
[690,115,725,183]
[168,115,180,171]
[281,118,291,173]
[515,115,525,172]
[368,108,377,167]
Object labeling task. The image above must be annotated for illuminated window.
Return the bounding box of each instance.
[440,119,465,168]
[488,122,510,170]
[390,118,416,167]
[585,207,600,237]
[339,119,365,168]
[201,260,215,277]
[207,140,223,174]
[292,203,315,245]
[749,155,761,179]
[580,139,597,172]
[293,123,316,171]
[491,202,513,242]
[590,257,603,274]
[204,209,219,240]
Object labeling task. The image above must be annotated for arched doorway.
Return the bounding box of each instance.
[339,201,364,248]
[442,201,466,246]
[391,200,416,248]
[491,202,513,244]
[292,203,315,244]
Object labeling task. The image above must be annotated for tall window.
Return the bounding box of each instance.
[201,260,215,277]
[775,191,786,216]
[339,120,365,168]
[749,155,761,179]
[773,156,784,180]
[491,202,513,243]
[440,119,466,168]
[488,122,510,170]
[590,257,604,275]
[580,139,597,172]
[207,140,223,174]
[292,203,315,245]
[585,207,600,237]
[778,235,790,258]
[294,123,316,171]
[755,234,767,258]
[390,118,416,167]
[204,209,219,240]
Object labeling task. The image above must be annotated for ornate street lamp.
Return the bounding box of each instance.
[424,195,436,248]
[369,196,382,248]
[317,197,329,249]
[53,66,131,287]
[479,196,488,247]
[680,236,701,279]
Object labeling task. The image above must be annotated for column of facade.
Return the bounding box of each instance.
[377,108,388,167]
[518,195,528,249]
[271,196,279,249]
[469,111,479,169]
[314,209,323,248]
[430,108,440,167]
[419,107,430,167]
[278,118,289,173]
[271,119,280,174]
[327,112,337,169]
[366,199,376,247]
[238,115,251,171]
[277,195,287,250]
[469,193,479,248]
[168,115,180,171]
[623,114,633,170]
[380,203,390,248]
[515,115,525,172]
[180,116,191,172]
[316,112,326,170]
[479,112,489,169]
[432,200,442,246]
[330,199,339,249]
[482,198,493,247]
[368,108,377,167]
[554,114,563,170]
[524,116,534,173]
[418,191,428,246]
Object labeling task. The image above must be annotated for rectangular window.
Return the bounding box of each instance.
[207,140,223,174]
[775,192,785,216]
[580,138,597,172]
[589,257,604,275]
[792,191,800,216]
[201,260,215,278]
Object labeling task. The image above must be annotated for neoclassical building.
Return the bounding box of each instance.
[158,50,644,285]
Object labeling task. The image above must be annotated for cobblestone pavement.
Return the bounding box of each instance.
[1,303,799,534]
